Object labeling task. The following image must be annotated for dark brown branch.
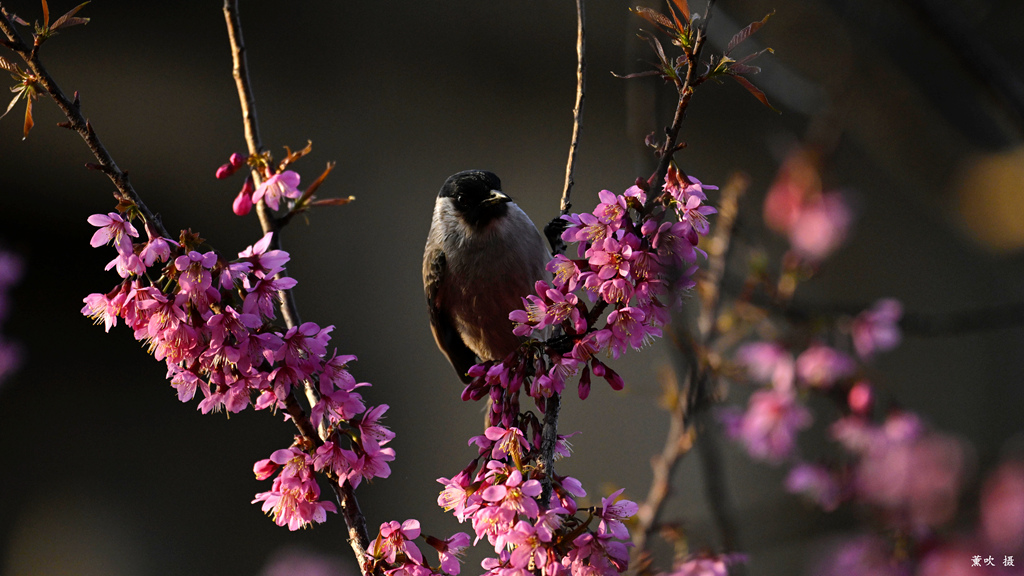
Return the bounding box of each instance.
[0,8,170,240]
[646,0,716,208]
[222,2,373,571]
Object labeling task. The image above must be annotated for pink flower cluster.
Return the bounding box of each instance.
[721,299,903,464]
[829,411,970,534]
[427,170,707,576]
[82,212,393,530]
[810,454,1024,576]
[465,167,716,427]
[429,426,637,576]
[365,519,472,576]
[763,148,853,263]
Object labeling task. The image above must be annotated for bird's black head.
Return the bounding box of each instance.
[439,170,512,228]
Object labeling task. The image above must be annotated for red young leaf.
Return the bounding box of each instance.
[296,161,336,205]
[669,0,690,24]
[2,8,29,25]
[727,11,774,55]
[51,2,90,31]
[730,73,778,112]
[632,6,674,31]
[729,62,761,75]
[279,140,314,171]
[734,47,773,66]
[40,0,49,27]
[22,95,34,138]
[664,0,687,35]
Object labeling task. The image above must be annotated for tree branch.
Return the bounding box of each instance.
[646,0,716,208]
[631,172,748,562]
[540,0,587,511]
[221,1,373,571]
[0,7,169,240]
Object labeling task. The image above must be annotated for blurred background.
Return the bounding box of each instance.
[1,0,1023,575]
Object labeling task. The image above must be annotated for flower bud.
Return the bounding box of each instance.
[215,163,236,179]
[233,177,255,216]
[216,153,247,179]
[253,458,279,481]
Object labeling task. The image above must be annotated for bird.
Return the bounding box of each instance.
[423,170,552,383]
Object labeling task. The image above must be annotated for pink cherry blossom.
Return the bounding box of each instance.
[252,170,301,211]
[88,212,138,255]
[434,532,471,575]
[597,488,638,540]
[788,191,852,262]
[233,176,255,216]
[480,468,543,518]
[735,341,795,391]
[358,404,396,453]
[979,459,1024,551]
[371,519,424,565]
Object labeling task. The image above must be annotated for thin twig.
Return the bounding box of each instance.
[221,0,302,330]
[540,0,587,511]
[222,1,373,571]
[559,0,586,215]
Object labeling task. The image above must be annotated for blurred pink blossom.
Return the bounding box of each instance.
[980,459,1024,552]
[852,299,903,360]
[721,389,812,463]
[795,344,856,389]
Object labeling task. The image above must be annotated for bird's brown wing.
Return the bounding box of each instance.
[424,248,478,383]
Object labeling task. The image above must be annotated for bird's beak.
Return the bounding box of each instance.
[483,190,511,206]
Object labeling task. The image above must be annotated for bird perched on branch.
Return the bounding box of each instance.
[423,170,551,383]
